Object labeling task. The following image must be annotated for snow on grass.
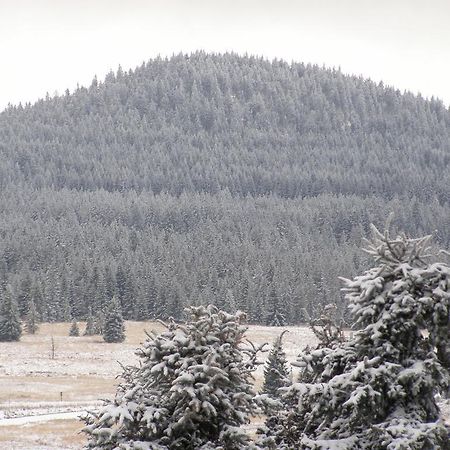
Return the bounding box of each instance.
[0,400,102,419]
[0,417,84,450]
[0,321,165,378]
[0,321,315,449]
[0,321,447,449]
[0,322,316,395]
[0,411,84,426]
[439,398,450,426]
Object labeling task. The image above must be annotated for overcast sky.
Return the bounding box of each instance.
[1,0,449,111]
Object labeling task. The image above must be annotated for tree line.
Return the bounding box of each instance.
[1,187,449,325]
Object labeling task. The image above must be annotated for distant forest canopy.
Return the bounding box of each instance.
[0,52,449,324]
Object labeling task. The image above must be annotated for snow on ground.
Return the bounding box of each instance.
[0,321,317,449]
[0,321,448,449]
[0,331,141,378]
[0,322,315,379]
[0,400,101,419]
[0,410,84,426]
[0,417,83,450]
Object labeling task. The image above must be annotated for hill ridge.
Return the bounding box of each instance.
[0,52,449,324]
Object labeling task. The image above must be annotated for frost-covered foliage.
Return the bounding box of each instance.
[262,331,290,398]
[0,287,22,342]
[82,305,263,449]
[103,297,125,343]
[309,303,345,350]
[261,226,450,449]
[259,331,292,449]
[295,303,347,386]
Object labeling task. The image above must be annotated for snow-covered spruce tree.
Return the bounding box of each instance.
[259,331,292,447]
[261,331,291,398]
[69,320,80,337]
[261,226,450,449]
[0,287,22,342]
[84,307,96,336]
[259,307,345,448]
[82,305,264,450]
[103,297,125,343]
[25,299,39,334]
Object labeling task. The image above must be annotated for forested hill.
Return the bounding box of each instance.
[2,52,450,199]
[1,52,449,324]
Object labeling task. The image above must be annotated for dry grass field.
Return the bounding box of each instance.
[2,321,447,449]
[0,321,317,449]
[0,418,83,450]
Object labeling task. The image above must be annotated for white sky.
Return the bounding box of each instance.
[1,0,449,111]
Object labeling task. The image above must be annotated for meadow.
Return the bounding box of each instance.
[0,321,318,449]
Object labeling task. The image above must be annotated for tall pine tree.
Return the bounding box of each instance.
[261,330,290,398]
[103,297,125,343]
[0,287,22,342]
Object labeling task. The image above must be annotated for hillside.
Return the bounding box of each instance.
[0,52,449,323]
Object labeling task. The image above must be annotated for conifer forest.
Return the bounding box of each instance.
[1,53,450,326]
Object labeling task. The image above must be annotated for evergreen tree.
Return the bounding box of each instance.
[116,265,135,320]
[82,305,264,449]
[83,307,96,336]
[0,287,22,342]
[16,274,33,318]
[223,288,237,313]
[261,226,450,449]
[266,287,286,326]
[25,299,39,334]
[309,303,345,349]
[61,291,72,322]
[103,297,125,343]
[69,321,80,337]
[93,310,106,335]
[261,330,290,398]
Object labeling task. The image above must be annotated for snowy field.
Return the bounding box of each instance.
[0,321,318,449]
[1,322,448,449]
